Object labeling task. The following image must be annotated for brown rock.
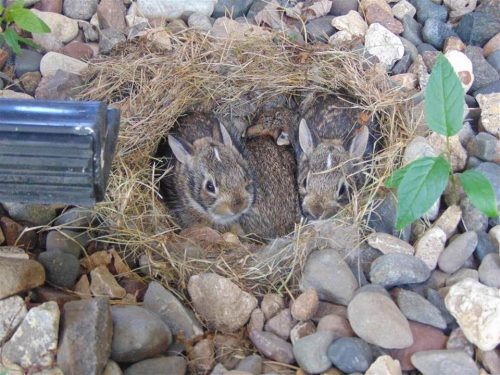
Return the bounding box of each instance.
[34,0,63,13]
[0,48,9,70]
[190,338,215,373]
[388,321,447,371]
[74,274,92,298]
[443,36,466,53]
[390,73,418,90]
[81,251,112,270]
[179,226,222,249]
[97,0,126,32]
[248,308,265,332]
[478,349,500,374]
[214,334,248,370]
[291,289,319,321]
[90,265,126,299]
[0,257,45,299]
[0,216,37,250]
[0,246,28,260]
[484,33,500,57]
[290,321,316,344]
[59,41,94,60]
[119,278,147,301]
[264,308,296,340]
[316,314,354,339]
[433,205,462,239]
[249,330,294,364]
[367,232,414,255]
[32,286,80,309]
[19,71,41,96]
[0,227,5,246]
[365,4,404,34]
[35,69,83,100]
[312,301,348,321]
[261,293,285,320]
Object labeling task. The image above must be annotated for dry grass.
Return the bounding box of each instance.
[79,27,422,301]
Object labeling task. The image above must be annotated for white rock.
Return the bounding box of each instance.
[415,227,447,270]
[365,23,404,68]
[445,278,500,351]
[331,10,368,38]
[0,296,27,343]
[136,0,217,20]
[328,30,354,44]
[188,12,213,32]
[210,17,270,40]
[31,9,79,51]
[40,52,89,77]
[489,225,500,251]
[126,2,149,27]
[476,93,500,139]
[403,136,437,164]
[367,232,415,255]
[0,90,33,99]
[445,50,474,92]
[392,0,416,20]
[427,132,467,172]
[365,355,402,375]
[434,205,462,239]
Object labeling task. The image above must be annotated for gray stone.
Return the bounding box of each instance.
[2,203,58,226]
[187,13,213,31]
[54,207,93,228]
[411,350,479,375]
[212,0,254,18]
[293,331,334,374]
[111,305,172,363]
[438,232,478,274]
[2,302,60,369]
[248,330,294,364]
[400,36,419,61]
[290,321,316,344]
[479,253,500,288]
[475,231,497,262]
[446,268,479,286]
[465,46,500,92]
[422,19,457,49]
[14,49,43,78]
[300,249,358,305]
[123,356,187,375]
[402,15,423,46]
[473,79,500,96]
[327,337,373,373]
[63,0,97,20]
[487,50,500,74]
[392,53,412,74]
[38,250,80,288]
[395,288,447,329]
[143,281,203,340]
[58,298,113,375]
[330,0,358,15]
[46,229,89,258]
[305,16,336,42]
[468,132,500,162]
[426,288,456,326]
[461,197,488,232]
[261,293,285,320]
[136,0,216,19]
[455,0,500,47]
[410,0,448,23]
[0,296,27,344]
[99,28,126,54]
[369,253,431,287]
[235,355,263,374]
[367,194,411,241]
[447,328,475,357]
[264,308,295,340]
[0,258,45,299]
[417,43,438,54]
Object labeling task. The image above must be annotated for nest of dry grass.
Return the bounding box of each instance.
[78,27,424,301]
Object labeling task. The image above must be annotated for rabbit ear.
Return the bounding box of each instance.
[213,122,234,147]
[299,118,315,155]
[168,135,192,164]
[349,125,369,158]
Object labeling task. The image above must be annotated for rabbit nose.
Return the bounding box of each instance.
[231,196,247,214]
[304,202,323,220]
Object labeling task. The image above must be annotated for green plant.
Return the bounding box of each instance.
[0,0,50,54]
[386,54,498,230]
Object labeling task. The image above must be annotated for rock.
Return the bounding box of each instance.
[97,0,127,31]
[210,363,228,375]
[465,46,500,92]
[477,94,500,138]
[59,41,94,60]
[111,305,172,363]
[365,23,405,68]
[248,308,265,332]
[0,258,45,299]
[392,0,416,20]
[235,355,262,374]
[473,79,500,96]
[327,337,373,373]
[446,268,479,286]
[331,11,368,38]
[367,194,411,240]
[478,349,500,375]
[0,216,38,250]
[188,273,257,333]
[348,291,413,349]
[300,249,358,305]
[0,296,27,343]
[370,253,431,287]
[264,309,295,340]
[402,15,423,46]
[40,52,88,76]
[38,250,80,288]
[35,69,83,100]
[490,225,500,248]
[411,350,479,375]
[443,36,466,53]
[187,13,213,32]
[63,0,97,20]
[487,50,500,73]
[90,265,126,299]
[54,207,92,228]
[305,16,336,42]
[291,289,319,321]
[190,338,215,373]
[248,330,294,364]
[434,205,462,239]
[438,232,478,274]
[0,247,28,260]
[317,314,354,339]
[410,0,447,23]
[79,20,99,42]
[426,288,456,326]
[290,321,316,344]
[57,298,112,375]
[391,53,413,75]
[136,0,217,20]
[455,0,500,47]
[365,4,404,34]
[99,28,126,54]
[446,278,500,351]
[19,71,41,95]
[31,9,79,51]
[422,19,456,49]
[293,331,334,374]
[403,136,436,163]
[330,0,358,15]
[365,355,402,375]
[46,229,88,258]
[14,49,43,78]
[468,132,500,162]
[213,0,254,18]
[123,356,186,375]
[2,302,60,369]
[447,327,475,357]
[460,197,488,232]
[475,230,497,262]
[33,0,62,12]
[367,232,414,255]
[415,227,447,270]
[103,360,122,375]
[479,253,500,288]
[484,33,500,57]
[395,288,446,329]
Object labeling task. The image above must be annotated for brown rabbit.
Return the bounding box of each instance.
[157,113,256,231]
[245,107,298,146]
[292,95,372,220]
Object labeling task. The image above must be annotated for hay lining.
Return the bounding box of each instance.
[79,29,423,300]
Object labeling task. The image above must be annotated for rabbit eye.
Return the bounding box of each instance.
[338,183,346,196]
[205,180,216,193]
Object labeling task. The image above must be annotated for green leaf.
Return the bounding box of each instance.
[424,54,464,137]
[3,28,21,54]
[459,170,498,218]
[16,34,40,49]
[385,163,412,189]
[395,156,451,229]
[8,8,50,33]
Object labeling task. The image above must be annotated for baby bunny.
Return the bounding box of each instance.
[158,113,256,231]
[294,95,372,220]
[245,107,298,146]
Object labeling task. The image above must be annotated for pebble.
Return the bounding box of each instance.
[443,36,466,53]
[364,4,404,34]
[422,19,456,49]
[35,70,83,100]
[34,0,63,12]
[2,302,60,369]
[59,41,94,60]
[411,350,479,375]
[490,225,500,248]
[327,337,373,373]
[5,204,57,227]
[392,0,416,20]
[99,28,126,54]
[97,0,127,32]
[447,327,475,357]
[123,356,187,375]
[348,291,413,349]
[0,296,27,343]
[410,0,447,23]
[473,79,500,96]
[369,253,431,287]
[331,11,368,38]
[136,0,216,20]
[291,289,319,321]
[306,16,336,42]
[293,331,334,374]
[460,197,488,232]
[367,194,411,241]
[264,308,295,340]
[111,305,172,363]
[190,338,215,373]
[391,53,413,75]
[300,249,358,305]
[475,231,497,262]
[63,0,97,20]
[0,258,45,299]
[468,132,500,162]
[248,308,265,332]
[445,278,500,351]
[433,205,462,239]
[31,9,79,50]
[143,281,203,340]
[317,314,354,339]
[367,232,414,255]
[465,46,500,92]
[365,23,405,68]
[235,355,263,374]
[438,232,478,274]
[290,321,316,344]
[187,13,213,32]
[455,0,500,47]
[213,0,253,18]
[414,227,447,270]
[365,355,402,375]
[478,349,500,375]
[103,360,122,375]
[46,229,88,258]
[402,15,423,46]
[478,253,500,288]
[487,50,500,73]
[426,288,456,326]
[330,0,358,15]
[188,273,257,333]
[14,49,43,78]
[395,288,447,329]
[54,207,93,228]
[38,250,80,288]
[90,265,127,299]
[19,71,41,96]
[446,268,479,286]
[248,330,294,364]
[57,298,112,375]
[40,52,88,76]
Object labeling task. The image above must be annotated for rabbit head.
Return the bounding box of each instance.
[168,123,256,226]
[297,118,368,220]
